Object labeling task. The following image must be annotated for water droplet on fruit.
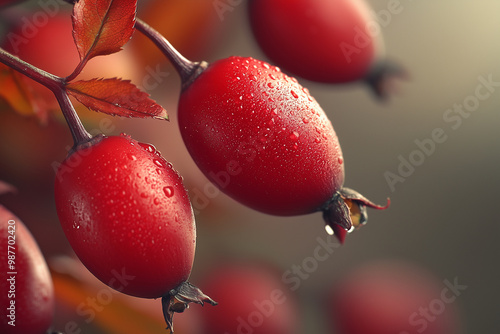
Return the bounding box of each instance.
[154,197,160,205]
[156,168,162,175]
[289,131,300,141]
[140,192,148,198]
[140,143,155,153]
[163,186,174,198]
[153,159,164,167]
[267,82,274,88]
[338,157,344,165]
[314,138,321,143]
[291,90,299,98]
[325,225,334,235]
[128,154,137,161]
[269,73,276,80]
[303,117,309,124]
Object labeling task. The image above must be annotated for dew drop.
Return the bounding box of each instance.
[128,154,137,161]
[314,138,321,143]
[154,197,160,205]
[302,117,309,124]
[163,186,174,198]
[153,159,164,167]
[338,157,344,165]
[156,168,163,175]
[140,192,148,198]
[325,225,334,235]
[263,63,270,69]
[141,143,155,153]
[291,90,299,98]
[289,131,300,141]
[267,82,274,88]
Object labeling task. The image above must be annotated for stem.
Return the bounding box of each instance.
[0,47,91,146]
[0,47,61,91]
[66,59,87,82]
[53,87,92,147]
[134,18,208,89]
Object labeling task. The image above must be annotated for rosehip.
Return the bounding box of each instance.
[198,262,300,334]
[177,56,388,241]
[54,134,215,331]
[0,196,54,334]
[327,260,462,334]
[248,0,406,98]
[135,21,389,241]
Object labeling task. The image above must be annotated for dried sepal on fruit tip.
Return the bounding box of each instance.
[322,187,390,244]
[162,281,217,333]
[365,59,409,100]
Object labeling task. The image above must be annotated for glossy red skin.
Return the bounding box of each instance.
[249,0,378,83]
[179,56,344,216]
[328,261,461,334]
[54,134,196,299]
[0,207,54,334]
[199,263,299,334]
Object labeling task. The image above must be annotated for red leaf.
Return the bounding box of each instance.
[72,0,137,72]
[0,62,52,123]
[66,78,167,120]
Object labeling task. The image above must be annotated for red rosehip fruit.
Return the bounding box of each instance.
[54,134,215,331]
[327,260,462,334]
[248,0,406,98]
[198,262,300,334]
[177,56,388,241]
[0,197,54,334]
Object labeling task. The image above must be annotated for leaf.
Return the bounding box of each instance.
[72,0,137,73]
[66,78,168,120]
[0,62,51,122]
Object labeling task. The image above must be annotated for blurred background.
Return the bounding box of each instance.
[1,0,499,333]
